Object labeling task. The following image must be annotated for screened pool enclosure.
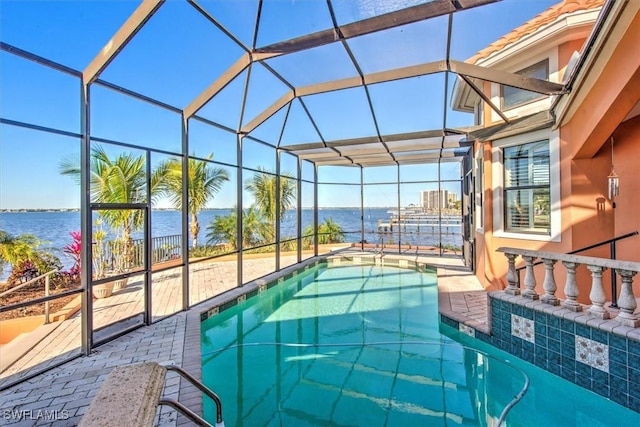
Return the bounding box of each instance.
[0,0,565,385]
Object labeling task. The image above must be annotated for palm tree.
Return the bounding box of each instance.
[157,154,229,248]
[244,168,296,241]
[60,145,168,268]
[61,146,148,240]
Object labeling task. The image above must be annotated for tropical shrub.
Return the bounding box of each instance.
[62,231,81,279]
[0,230,64,287]
[206,206,270,250]
[302,218,345,247]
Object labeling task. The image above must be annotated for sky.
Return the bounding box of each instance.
[0,0,559,209]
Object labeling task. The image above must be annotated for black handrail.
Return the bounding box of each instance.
[565,230,639,255]
[515,230,638,307]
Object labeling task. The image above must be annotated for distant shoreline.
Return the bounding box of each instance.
[0,207,376,213]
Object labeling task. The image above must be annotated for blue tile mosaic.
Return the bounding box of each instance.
[562,357,576,372]
[593,368,609,386]
[576,323,591,338]
[610,361,628,379]
[561,318,575,333]
[534,332,548,347]
[548,338,561,353]
[534,322,547,334]
[561,341,575,358]
[610,348,628,365]
[561,331,574,344]
[576,361,592,377]
[629,367,640,385]
[611,388,629,406]
[534,311,548,325]
[630,381,640,400]
[548,315,561,329]
[549,360,562,375]
[610,334,627,351]
[453,294,640,414]
[595,385,610,399]
[592,328,608,344]
[561,367,575,381]
[576,373,592,389]
[611,374,629,393]
[534,357,547,369]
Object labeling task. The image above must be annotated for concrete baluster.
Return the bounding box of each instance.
[504,253,520,295]
[522,255,539,299]
[614,269,639,327]
[587,265,610,319]
[541,259,559,305]
[561,261,582,311]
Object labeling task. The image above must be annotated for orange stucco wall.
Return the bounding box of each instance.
[568,11,640,159]
[559,38,588,82]
[611,115,640,264]
[477,12,640,300]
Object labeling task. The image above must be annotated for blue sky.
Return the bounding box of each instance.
[0,0,559,209]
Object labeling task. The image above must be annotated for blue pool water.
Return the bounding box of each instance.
[200,264,640,426]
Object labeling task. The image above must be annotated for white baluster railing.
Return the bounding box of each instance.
[497,247,640,328]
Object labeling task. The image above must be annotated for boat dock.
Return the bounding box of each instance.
[377,213,461,233]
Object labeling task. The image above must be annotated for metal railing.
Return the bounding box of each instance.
[499,247,640,328]
[515,231,638,307]
[94,234,183,272]
[0,269,58,324]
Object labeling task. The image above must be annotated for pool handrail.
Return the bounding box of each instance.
[161,363,224,426]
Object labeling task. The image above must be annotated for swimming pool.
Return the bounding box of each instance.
[200,262,640,426]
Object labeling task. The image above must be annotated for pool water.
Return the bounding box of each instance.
[201,263,640,426]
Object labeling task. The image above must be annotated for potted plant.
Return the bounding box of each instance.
[109,237,130,291]
[92,219,114,298]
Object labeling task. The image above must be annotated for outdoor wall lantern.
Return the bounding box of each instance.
[608,136,619,207]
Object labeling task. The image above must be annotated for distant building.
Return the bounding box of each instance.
[421,190,456,210]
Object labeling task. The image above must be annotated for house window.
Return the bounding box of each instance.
[503,140,550,234]
[501,60,549,110]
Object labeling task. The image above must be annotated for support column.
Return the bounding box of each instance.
[504,253,520,295]
[561,261,582,311]
[541,259,559,305]
[521,255,538,299]
[587,265,610,319]
[615,269,639,327]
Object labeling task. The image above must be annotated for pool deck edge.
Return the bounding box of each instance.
[436,266,491,335]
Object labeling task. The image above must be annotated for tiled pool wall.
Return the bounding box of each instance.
[440,292,640,413]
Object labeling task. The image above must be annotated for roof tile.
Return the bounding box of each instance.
[468,0,605,64]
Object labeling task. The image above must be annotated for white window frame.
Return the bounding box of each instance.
[501,59,549,111]
[492,128,561,242]
[489,48,559,123]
